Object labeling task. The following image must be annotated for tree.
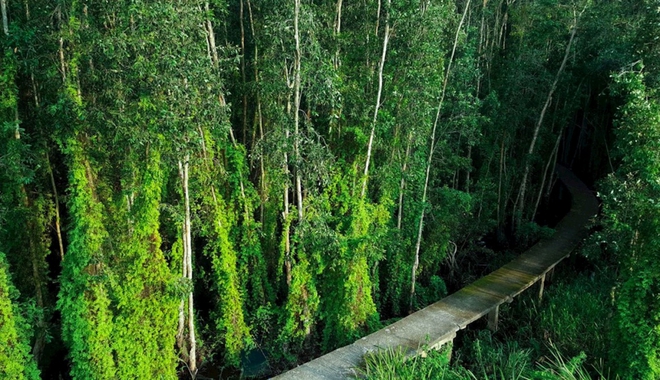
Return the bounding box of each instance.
[0,251,40,380]
[602,68,660,380]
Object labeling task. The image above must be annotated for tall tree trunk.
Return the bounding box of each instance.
[284,90,292,286]
[1,0,8,36]
[397,131,413,230]
[21,174,46,365]
[176,273,186,357]
[497,135,505,227]
[478,0,486,94]
[532,130,561,220]
[477,145,496,223]
[498,3,508,50]
[240,0,248,145]
[176,162,187,357]
[329,0,343,139]
[205,4,250,218]
[47,152,65,260]
[293,0,303,220]
[361,0,391,198]
[546,130,563,199]
[334,0,342,69]
[57,8,67,83]
[179,157,196,374]
[375,0,381,36]
[411,0,471,311]
[514,22,578,226]
[246,0,266,225]
[466,145,472,193]
[205,2,219,67]
[33,7,65,261]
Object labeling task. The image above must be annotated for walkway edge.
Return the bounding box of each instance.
[272,166,598,380]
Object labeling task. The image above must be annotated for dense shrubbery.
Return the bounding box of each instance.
[600,68,660,380]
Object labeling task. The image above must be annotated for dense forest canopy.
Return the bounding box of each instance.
[1,0,659,378]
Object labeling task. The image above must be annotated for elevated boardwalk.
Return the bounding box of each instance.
[273,166,598,379]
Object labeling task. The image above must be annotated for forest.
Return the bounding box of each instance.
[1,0,660,379]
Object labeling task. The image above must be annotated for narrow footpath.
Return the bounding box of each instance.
[274,166,599,379]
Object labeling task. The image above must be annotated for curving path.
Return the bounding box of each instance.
[273,166,598,380]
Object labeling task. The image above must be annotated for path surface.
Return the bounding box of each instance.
[273,166,598,379]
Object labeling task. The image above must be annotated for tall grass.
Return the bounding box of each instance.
[360,345,477,380]
[361,342,609,380]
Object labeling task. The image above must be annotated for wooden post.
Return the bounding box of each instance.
[538,273,546,303]
[547,267,554,282]
[488,305,499,331]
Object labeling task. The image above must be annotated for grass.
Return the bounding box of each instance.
[361,342,609,380]
[360,344,477,380]
[361,258,619,380]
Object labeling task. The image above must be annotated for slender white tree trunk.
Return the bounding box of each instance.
[466,145,472,193]
[46,152,65,260]
[294,0,303,220]
[1,0,8,36]
[284,90,292,286]
[361,0,391,198]
[532,131,562,220]
[334,0,343,69]
[375,0,381,36]
[179,156,196,374]
[514,23,577,225]
[205,6,249,218]
[497,136,505,227]
[410,0,471,310]
[56,8,67,84]
[397,131,413,230]
[246,0,266,224]
[176,163,187,359]
[205,2,219,67]
[240,0,249,144]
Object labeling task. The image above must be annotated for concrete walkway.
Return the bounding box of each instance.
[273,166,598,379]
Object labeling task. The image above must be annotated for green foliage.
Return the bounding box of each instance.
[535,273,612,360]
[206,209,253,366]
[361,340,602,380]
[515,222,555,248]
[318,193,389,350]
[600,68,660,379]
[0,251,40,380]
[1,16,53,375]
[361,345,462,380]
[485,261,616,377]
[462,332,532,379]
[58,138,117,380]
[110,150,179,379]
[412,275,448,310]
[3,0,656,375]
[279,255,319,353]
[527,349,595,380]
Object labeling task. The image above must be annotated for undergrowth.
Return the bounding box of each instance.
[362,251,619,379]
[362,341,609,380]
